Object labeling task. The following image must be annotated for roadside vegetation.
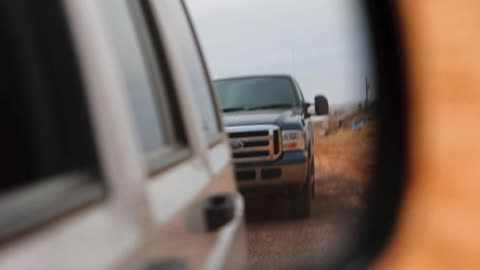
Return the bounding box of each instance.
[313,123,376,208]
[314,123,376,183]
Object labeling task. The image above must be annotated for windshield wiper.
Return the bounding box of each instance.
[222,107,248,112]
[247,104,293,111]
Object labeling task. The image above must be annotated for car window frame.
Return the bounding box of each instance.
[141,0,224,149]
[102,0,193,175]
[182,0,225,147]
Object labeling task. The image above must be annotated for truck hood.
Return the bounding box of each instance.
[222,109,304,129]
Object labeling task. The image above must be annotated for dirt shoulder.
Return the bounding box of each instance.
[314,124,376,184]
[246,125,377,270]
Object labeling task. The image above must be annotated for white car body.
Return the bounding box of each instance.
[0,1,245,269]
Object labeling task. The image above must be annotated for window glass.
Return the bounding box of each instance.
[98,0,168,155]
[154,1,220,139]
[215,77,301,110]
[0,0,102,239]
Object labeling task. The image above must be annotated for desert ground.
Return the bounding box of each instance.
[246,124,376,269]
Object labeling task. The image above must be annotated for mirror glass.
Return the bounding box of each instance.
[186,0,377,268]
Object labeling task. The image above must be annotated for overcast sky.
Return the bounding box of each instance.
[185,0,376,105]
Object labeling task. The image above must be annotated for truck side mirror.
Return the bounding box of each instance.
[303,102,312,117]
[314,95,329,115]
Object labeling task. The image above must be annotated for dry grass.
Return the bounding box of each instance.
[314,123,376,184]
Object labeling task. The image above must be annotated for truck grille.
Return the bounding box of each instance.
[225,125,282,163]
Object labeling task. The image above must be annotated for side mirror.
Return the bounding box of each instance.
[314,95,329,115]
[303,102,312,117]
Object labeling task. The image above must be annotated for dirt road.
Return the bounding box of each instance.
[245,127,375,270]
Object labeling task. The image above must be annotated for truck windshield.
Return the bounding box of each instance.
[214,77,300,112]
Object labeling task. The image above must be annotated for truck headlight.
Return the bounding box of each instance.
[282,130,306,151]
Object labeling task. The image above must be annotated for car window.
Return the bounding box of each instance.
[98,0,169,157]
[0,0,103,239]
[150,0,221,142]
[215,77,301,110]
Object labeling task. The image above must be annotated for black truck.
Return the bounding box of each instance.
[214,75,329,217]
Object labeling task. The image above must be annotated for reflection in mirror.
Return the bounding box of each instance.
[186,0,377,268]
[315,95,329,116]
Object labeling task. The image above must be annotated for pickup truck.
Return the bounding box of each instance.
[214,75,329,217]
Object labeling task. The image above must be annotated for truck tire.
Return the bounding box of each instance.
[292,176,312,218]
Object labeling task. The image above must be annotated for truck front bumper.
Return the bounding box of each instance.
[234,150,309,192]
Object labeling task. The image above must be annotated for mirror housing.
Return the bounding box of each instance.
[314,95,329,115]
[303,102,312,117]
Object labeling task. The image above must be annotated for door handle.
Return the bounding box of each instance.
[203,193,235,232]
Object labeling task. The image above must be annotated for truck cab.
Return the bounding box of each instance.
[214,75,329,217]
[0,1,245,269]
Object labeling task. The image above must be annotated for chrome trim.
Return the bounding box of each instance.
[233,146,270,153]
[236,136,270,142]
[225,125,282,163]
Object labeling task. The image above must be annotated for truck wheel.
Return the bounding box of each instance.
[292,178,312,218]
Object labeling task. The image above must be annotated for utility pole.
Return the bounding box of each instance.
[365,76,370,109]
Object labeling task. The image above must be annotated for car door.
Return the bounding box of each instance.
[66,0,246,269]
[0,1,142,269]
